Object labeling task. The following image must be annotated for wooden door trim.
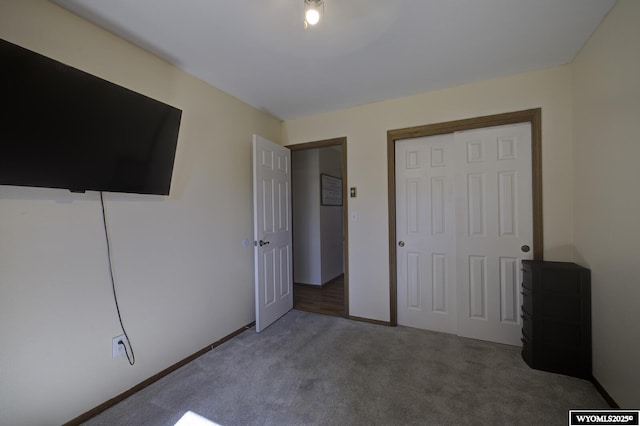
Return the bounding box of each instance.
[387,108,542,326]
[288,137,349,318]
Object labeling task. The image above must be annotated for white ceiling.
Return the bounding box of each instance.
[51,0,616,120]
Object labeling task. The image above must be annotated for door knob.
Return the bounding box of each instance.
[521,245,530,253]
[259,240,270,247]
[398,241,405,247]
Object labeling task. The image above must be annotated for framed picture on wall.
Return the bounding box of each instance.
[321,174,342,206]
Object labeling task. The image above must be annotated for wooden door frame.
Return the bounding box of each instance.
[288,137,349,318]
[387,108,542,326]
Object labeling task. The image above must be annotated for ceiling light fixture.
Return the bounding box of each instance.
[304,0,324,29]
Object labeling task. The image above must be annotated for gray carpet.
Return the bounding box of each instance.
[84,310,607,426]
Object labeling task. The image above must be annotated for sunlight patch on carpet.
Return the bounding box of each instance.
[174,411,222,426]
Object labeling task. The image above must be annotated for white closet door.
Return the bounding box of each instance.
[396,122,533,347]
[396,134,458,335]
[455,123,533,346]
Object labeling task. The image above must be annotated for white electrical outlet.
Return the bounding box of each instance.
[112,334,128,358]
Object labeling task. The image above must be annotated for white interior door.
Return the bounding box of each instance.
[396,134,458,334]
[253,135,293,332]
[455,123,533,346]
[396,122,533,346]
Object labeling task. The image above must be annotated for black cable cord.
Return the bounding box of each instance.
[100,191,135,366]
[119,340,132,364]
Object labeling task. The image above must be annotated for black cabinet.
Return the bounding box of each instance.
[521,260,592,379]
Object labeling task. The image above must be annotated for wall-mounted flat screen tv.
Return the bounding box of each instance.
[0,38,182,195]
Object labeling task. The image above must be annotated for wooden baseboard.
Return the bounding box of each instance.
[294,282,326,288]
[349,315,391,326]
[63,321,255,426]
[295,273,344,288]
[591,376,620,409]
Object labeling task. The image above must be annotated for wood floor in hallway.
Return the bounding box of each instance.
[294,274,345,317]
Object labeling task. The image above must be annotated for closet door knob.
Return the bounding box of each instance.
[398,241,405,247]
[521,245,530,253]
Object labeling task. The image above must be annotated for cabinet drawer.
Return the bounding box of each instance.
[540,268,583,295]
[521,287,532,315]
[522,263,532,290]
[536,345,590,379]
[521,312,533,340]
[521,334,533,367]
[539,294,582,321]
[540,319,582,347]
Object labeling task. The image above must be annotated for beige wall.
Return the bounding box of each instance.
[283,66,575,321]
[0,1,280,425]
[572,0,640,408]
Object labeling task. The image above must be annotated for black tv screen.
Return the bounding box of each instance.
[0,38,182,195]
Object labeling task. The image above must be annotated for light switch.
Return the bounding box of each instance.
[350,187,357,198]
